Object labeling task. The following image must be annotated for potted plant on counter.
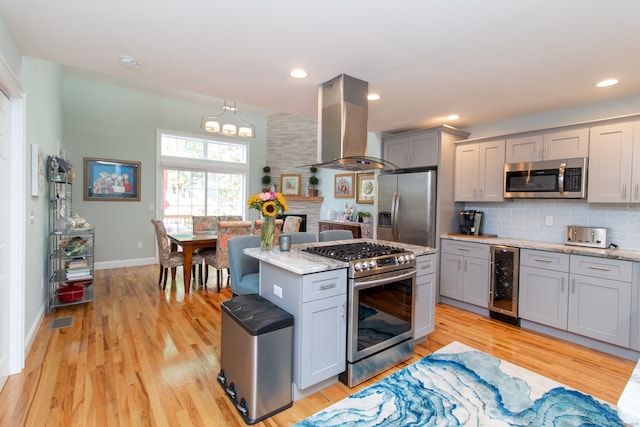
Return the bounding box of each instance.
[262,166,271,191]
[357,211,372,223]
[308,166,319,197]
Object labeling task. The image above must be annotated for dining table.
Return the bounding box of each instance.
[167,231,217,294]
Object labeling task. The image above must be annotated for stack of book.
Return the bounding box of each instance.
[66,258,92,280]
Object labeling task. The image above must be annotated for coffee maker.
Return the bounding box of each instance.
[459,210,483,235]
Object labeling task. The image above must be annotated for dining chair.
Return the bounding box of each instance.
[227,235,261,295]
[201,220,253,291]
[282,216,302,233]
[319,229,354,241]
[192,215,217,233]
[280,232,318,244]
[151,219,203,290]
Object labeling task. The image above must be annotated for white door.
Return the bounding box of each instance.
[0,92,10,390]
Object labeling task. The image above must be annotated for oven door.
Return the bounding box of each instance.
[347,268,416,363]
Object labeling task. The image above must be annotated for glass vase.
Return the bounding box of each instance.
[260,215,276,251]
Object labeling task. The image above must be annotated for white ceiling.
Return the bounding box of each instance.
[2,0,640,133]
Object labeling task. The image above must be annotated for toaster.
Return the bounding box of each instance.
[565,226,610,249]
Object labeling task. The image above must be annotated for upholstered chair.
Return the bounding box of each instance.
[151,219,203,290]
[192,215,217,233]
[227,235,261,295]
[201,220,252,291]
[280,232,318,244]
[282,216,302,233]
[319,229,354,241]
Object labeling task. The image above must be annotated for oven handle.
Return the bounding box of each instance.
[353,269,416,289]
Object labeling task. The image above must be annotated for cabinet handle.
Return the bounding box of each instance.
[571,278,575,294]
[635,183,639,200]
[341,303,345,319]
[622,184,627,200]
[420,262,432,270]
[560,277,565,292]
[533,258,552,263]
[479,188,483,200]
[463,260,468,272]
[320,283,337,291]
[473,189,477,199]
[458,259,462,271]
[587,266,610,272]
[457,248,471,252]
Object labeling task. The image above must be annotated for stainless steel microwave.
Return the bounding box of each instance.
[503,158,587,199]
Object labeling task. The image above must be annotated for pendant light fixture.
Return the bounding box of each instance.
[201,101,255,138]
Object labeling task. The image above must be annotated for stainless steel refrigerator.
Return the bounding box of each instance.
[376,171,436,247]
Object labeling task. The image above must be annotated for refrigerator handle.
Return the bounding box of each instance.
[392,192,400,241]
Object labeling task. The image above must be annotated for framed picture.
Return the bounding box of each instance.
[280,174,301,196]
[356,172,375,204]
[334,173,355,198]
[84,157,141,201]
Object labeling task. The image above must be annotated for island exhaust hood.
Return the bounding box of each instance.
[313,74,400,171]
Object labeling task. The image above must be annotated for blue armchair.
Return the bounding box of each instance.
[319,229,354,241]
[227,235,261,295]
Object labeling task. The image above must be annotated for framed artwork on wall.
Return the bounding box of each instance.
[84,157,141,201]
[334,173,355,198]
[280,174,301,196]
[356,172,375,204]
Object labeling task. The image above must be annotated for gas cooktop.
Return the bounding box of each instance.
[304,242,416,278]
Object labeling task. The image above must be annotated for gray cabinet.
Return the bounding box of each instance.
[519,249,632,347]
[454,139,505,202]
[383,129,439,169]
[259,264,346,396]
[588,120,640,203]
[567,255,632,347]
[414,254,436,340]
[440,240,490,308]
[505,128,589,163]
[519,250,569,329]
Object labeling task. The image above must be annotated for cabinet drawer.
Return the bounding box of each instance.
[570,255,632,282]
[520,249,569,271]
[302,270,347,303]
[416,255,436,276]
[441,239,489,259]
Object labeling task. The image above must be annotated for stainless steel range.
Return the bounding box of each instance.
[304,242,417,387]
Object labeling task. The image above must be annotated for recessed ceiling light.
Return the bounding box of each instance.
[447,114,460,121]
[367,93,381,101]
[119,55,141,70]
[597,79,618,88]
[289,68,308,79]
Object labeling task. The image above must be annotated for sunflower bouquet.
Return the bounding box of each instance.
[247,191,288,250]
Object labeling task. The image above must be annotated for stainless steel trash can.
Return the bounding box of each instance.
[218,294,293,425]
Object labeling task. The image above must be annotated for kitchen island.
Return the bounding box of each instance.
[245,239,435,399]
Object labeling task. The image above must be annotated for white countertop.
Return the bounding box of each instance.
[441,234,640,262]
[618,358,640,425]
[245,238,436,275]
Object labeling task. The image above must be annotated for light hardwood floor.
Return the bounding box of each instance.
[0,264,636,426]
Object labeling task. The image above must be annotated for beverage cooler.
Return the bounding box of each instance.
[489,245,520,325]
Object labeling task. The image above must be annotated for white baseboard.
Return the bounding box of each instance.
[94,257,156,270]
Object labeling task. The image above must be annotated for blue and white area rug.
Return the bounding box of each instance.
[294,341,624,426]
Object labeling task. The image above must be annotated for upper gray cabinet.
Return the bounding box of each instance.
[455,139,505,202]
[588,120,640,203]
[505,128,589,163]
[383,129,439,169]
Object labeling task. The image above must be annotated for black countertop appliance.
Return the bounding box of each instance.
[459,210,483,235]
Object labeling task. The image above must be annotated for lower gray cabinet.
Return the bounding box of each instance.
[260,265,347,394]
[440,240,490,308]
[414,254,436,340]
[519,249,632,348]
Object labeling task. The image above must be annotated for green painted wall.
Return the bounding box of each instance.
[62,76,267,266]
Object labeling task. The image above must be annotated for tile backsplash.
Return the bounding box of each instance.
[465,200,640,250]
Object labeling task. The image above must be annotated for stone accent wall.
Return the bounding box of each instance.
[267,112,322,236]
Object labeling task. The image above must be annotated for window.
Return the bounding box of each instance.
[158,131,248,232]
